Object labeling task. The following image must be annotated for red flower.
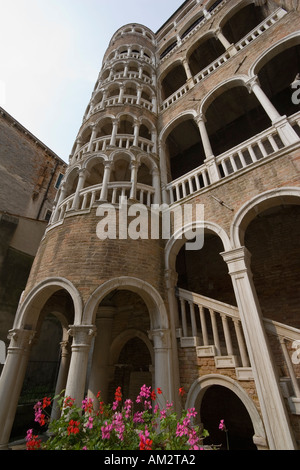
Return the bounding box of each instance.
[114,386,122,402]
[179,387,186,397]
[67,420,80,435]
[157,387,162,395]
[150,390,156,401]
[140,438,153,450]
[42,397,51,409]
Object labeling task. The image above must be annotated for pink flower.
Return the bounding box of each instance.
[86,416,93,429]
[101,421,113,439]
[219,419,226,431]
[113,412,125,441]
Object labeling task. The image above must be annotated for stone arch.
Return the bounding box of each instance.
[230,187,300,248]
[14,277,83,330]
[83,277,169,330]
[165,220,232,273]
[249,32,300,78]
[159,110,198,143]
[110,328,154,366]
[199,75,249,115]
[186,374,267,449]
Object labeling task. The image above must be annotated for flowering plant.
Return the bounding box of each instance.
[26,385,210,451]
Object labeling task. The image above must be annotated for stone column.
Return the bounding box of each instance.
[247,77,299,145]
[196,114,220,183]
[165,269,181,413]
[71,169,89,210]
[50,340,71,421]
[214,28,237,56]
[110,119,119,146]
[52,182,67,222]
[88,124,98,152]
[88,308,115,405]
[149,328,174,408]
[151,167,161,205]
[182,59,194,89]
[133,120,140,147]
[129,161,139,200]
[65,325,96,406]
[100,162,112,202]
[0,329,35,448]
[221,247,297,450]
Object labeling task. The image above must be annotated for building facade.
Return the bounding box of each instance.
[0,107,66,371]
[0,0,300,449]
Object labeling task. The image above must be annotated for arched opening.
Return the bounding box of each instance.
[161,64,187,101]
[256,43,300,118]
[165,118,205,180]
[109,337,152,407]
[221,2,270,45]
[188,36,226,76]
[88,289,153,405]
[244,203,300,329]
[11,287,75,440]
[85,158,105,187]
[110,153,131,182]
[205,83,271,157]
[176,232,235,306]
[200,385,257,450]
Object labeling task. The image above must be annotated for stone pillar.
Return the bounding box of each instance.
[149,328,174,407]
[133,120,140,147]
[0,329,35,448]
[151,167,161,205]
[165,269,181,413]
[247,77,299,145]
[196,114,220,183]
[88,307,115,405]
[221,247,297,450]
[130,161,139,200]
[100,162,112,202]
[50,340,71,421]
[214,28,237,56]
[88,124,98,152]
[159,142,170,204]
[52,182,67,222]
[71,169,89,210]
[182,59,194,89]
[110,119,119,146]
[65,325,96,406]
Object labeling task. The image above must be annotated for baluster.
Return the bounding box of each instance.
[199,306,209,346]
[209,309,221,356]
[81,193,88,210]
[188,301,198,337]
[221,314,233,356]
[180,298,188,337]
[90,191,96,208]
[232,318,250,367]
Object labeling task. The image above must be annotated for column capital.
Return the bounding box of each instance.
[68,325,96,347]
[148,328,171,349]
[7,328,36,350]
[245,75,260,93]
[221,246,252,275]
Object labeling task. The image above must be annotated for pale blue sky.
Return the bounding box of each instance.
[0,0,184,162]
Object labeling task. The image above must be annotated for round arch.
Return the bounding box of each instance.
[199,75,249,115]
[14,277,83,330]
[159,109,198,144]
[83,276,169,330]
[109,328,154,366]
[230,187,300,248]
[249,31,300,79]
[165,220,232,273]
[186,374,267,448]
